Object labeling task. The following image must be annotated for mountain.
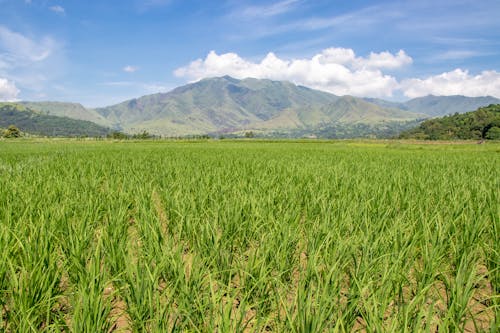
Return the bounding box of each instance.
[0,102,111,137]
[399,104,500,140]
[366,95,500,117]
[95,76,341,135]
[403,95,500,116]
[95,76,424,136]
[12,77,500,138]
[20,101,112,127]
[249,96,426,133]
[363,98,407,110]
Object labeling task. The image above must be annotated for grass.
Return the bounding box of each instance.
[0,139,498,332]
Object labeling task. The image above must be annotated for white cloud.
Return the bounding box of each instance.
[174,48,411,98]
[123,65,139,73]
[0,26,56,67]
[175,48,500,99]
[0,78,19,101]
[360,50,412,69]
[49,5,65,15]
[401,69,500,98]
[317,48,412,70]
[0,26,65,95]
[428,50,487,61]
[234,4,402,39]
[291,5,397,31]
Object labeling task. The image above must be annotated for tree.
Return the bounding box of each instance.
[3,125,21,138]
[399,104,500,140]
[486,126,500,140]
[132,130,152,139]
[108,131,129,139]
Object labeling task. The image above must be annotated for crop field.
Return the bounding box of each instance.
[0,140,498,332]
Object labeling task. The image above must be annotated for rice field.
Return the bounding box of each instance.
[0,140,498,332]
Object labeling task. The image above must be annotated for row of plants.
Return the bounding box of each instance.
[0,141,498,331]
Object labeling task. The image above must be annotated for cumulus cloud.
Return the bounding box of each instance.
[401,69,500,98]
[175,48,500,98]
[360,50,412,69]
[49,5,65,15]
[123,65,139,73]
[0,78,19,101]
[174,48,411,97]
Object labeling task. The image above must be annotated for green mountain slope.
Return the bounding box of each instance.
[404,95,500,116]
[95,76,343,135]
[0,103,111,137]
[249,96,424,131]
[322,96,421,123]
[366,95,500,117]
[95,76,424,136]
[399,104,500,140]
[20,101,112,127]
[363,98,408,110]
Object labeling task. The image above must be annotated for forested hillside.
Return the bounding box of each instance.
[399,104,500,140]
[21,101,111,126]
[0,103,111,137]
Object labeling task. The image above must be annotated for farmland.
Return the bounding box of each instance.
[0,140,498,332]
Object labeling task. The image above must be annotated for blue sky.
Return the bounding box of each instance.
[1,0,499,107]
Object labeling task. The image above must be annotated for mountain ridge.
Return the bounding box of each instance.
[93,76,425,136]
[365,95,500,116]
[0,102,111,137]
[12,76,500,138]
[20,101,112,127]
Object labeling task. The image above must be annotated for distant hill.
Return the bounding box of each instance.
[0,103,111,137]
[399,104,500,140]
[95,76,424,136]
[362,98,407,110]
[366,95,500,117]
[403,95,500,116]
[20,101,112,127]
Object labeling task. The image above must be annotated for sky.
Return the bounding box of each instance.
[1,0,500,107]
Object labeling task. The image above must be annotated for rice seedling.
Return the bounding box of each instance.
[0,140,498,332]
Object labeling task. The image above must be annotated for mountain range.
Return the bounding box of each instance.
[7,76,500,137]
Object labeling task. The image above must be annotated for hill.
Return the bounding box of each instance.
[0,103,111,137]
[399,104,500,140]
[95,76,424,136]
[366,95,500,116]
[403,95,500,117]
[20,101,112,127]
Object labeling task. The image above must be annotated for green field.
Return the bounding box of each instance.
[0,140,498,332]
